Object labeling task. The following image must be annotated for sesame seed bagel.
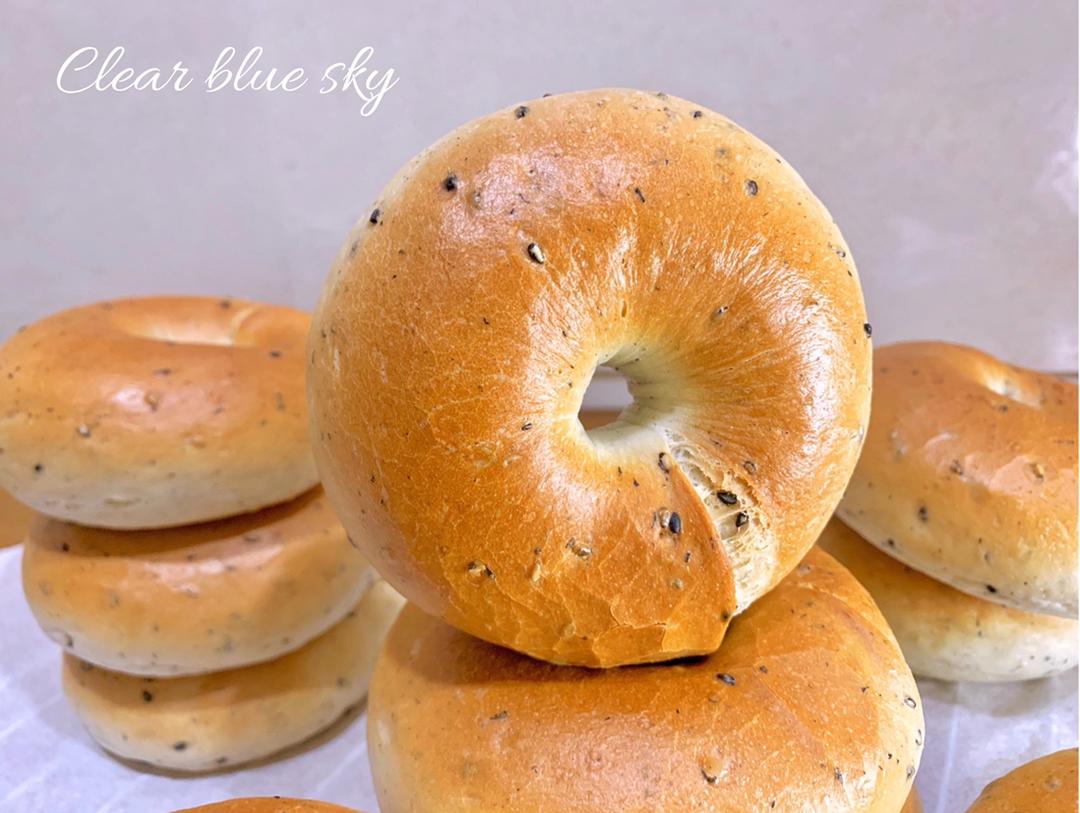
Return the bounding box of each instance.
[837,342,1078,617]
[818,518,1078,682]
[965,749,1078,813]
[309,88,871,667]
[367,548,923,813]
[0,296,317,529]
[63,581,404,772]
[174,801,359,813]
[23,487,376,676]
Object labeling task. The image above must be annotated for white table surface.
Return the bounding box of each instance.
[0,544,1075,812]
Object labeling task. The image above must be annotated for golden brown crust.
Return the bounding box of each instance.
[0,296,317,529]
[818,519,1077,682]
[310,88,871,667]
[837,341,1078,617]
[23,488,376,675]
[368,548,922,812]
[902,787,924,813]
[64,582,404,772]
[0,488,30,548]
[965,749,1078,813]
[173,798,359,813]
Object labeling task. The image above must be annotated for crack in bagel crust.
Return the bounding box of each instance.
[308,89,872,667]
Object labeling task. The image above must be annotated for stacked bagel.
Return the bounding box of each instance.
[822,342,1078,683]
[309,89,925,811]
[0,296,402,771]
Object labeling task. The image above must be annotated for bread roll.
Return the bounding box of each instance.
[310,88,872,667]
[838,342,1077,617]
[368,549,922,812]
[965,748,1078,812]
[24,487,375,675]
[63,581,404,772]
[0,488,30,548]
[818,518,1077,682]
[0,296,317,529]
[173,800,358,813]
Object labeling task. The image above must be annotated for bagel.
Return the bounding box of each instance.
[309,88,872,667]
[174,800,358,813]
[63,581,404,772]
[818,518,1077,682]
[368,548,923,812]
[0,488,30,548]
[965,748,1078,813]
[0,296,316,529]
[837,341,1077,617]
[23,487,376,675]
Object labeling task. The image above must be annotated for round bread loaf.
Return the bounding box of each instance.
[837,341,1077,617]
[965,748,1078,813]
[23,487,375,675]
[63,581,404,772]
[818,519,1077,682]
[0,488,30,548]
[0,296,317,529]
[368,548,923,812]
[174,800,358,813]
[310,88,872,667]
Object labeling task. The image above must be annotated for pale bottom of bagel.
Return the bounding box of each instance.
[62,582,404,772]
[368,548,923,813]
[173,799,360,813]
[964,748,1078,812]
[818,519,1078,682]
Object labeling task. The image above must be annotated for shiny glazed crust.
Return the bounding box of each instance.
[965,749,1078,813]
[837,341,1078,617]
[368,548,923,812]
[310,88,871,666]
[818,519,1077,682]
[0,296,317,529]
[23,487,376,675]
[63,582,404,772]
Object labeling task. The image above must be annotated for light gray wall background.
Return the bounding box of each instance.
[3,1,1077,388]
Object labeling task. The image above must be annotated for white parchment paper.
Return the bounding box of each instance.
[0,545,1075,812]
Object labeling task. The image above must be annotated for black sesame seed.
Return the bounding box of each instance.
[668,512,682,534]
[521,422,533,431]
[692,110,703,118]
[443,174,460,191]
[745,179,758,196]
[886,538,896,547]
[173,741,188,751]
[735,511,749,528]
[634,187,646,203]
[369,208,382,224]
[917,506,928,522]
[514,105,528,118]
[863,323,872,337]
[716,673,736,685]
[60,543,70,552]
[717,490,738,505]
[986,584,998,594]
[33,463,43,474]
[526,243,545,264]
[142,690,153,702]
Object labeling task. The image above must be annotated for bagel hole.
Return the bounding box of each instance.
[578,365,633,432]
